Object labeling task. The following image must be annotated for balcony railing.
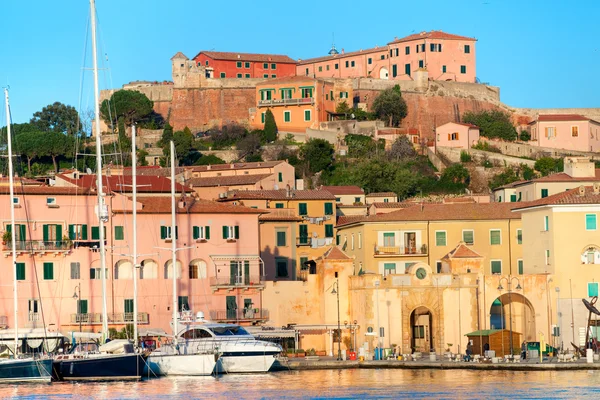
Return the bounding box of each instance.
[209,308,269,322]
[3,240,72,253]
[297,236,310,246]
[209,275,266,288]
[70,312,150,325]
[374,244,427,256]
[258,97,315,107]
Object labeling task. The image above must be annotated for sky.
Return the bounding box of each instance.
[0,0,599,123]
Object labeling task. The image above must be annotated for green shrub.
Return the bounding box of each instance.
[472,141,501,153]
[460,151,472,163]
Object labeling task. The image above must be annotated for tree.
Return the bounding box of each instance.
[345,134,384,158]
[158,123,174,148]
[439,163,470,192]
[16,131,45,173]
[263,109,278,143]
[462,110,517,141]
[194,154,226,165]
[488,167,520,190]
[237,132,263,161]
[30,102,81,136]
[534,157,563,176]
[372,84,408,127]
[41,132,74,172]
[388,136,416,161]
[519,130,531,141]
[100,90,154,128]
[168,129,195,165]
[300,138,334,174]
[336,101,352,115]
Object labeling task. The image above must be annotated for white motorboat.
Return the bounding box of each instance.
[173,311,282,373]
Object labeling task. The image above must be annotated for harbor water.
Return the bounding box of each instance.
[2,369,600,399]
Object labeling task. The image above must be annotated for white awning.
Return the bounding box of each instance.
[0,329,65,340]
[246,327,295,339]
[210,255,262,262]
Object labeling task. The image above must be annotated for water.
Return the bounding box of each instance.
[2,369,600,399]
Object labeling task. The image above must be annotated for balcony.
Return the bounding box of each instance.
[209,275,266,291]
[258,97,315,107]
[2,240,72,257]
[374,244,428,257]
[297,236,310,246]
[209,308,269,323]
[70,312,150,325]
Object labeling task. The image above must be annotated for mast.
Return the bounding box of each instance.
[90,0,109,339]
[170,141,178,341]
[131,125,138,345]
[4,88,19,356]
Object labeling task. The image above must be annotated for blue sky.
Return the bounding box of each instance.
[0,0,598,123]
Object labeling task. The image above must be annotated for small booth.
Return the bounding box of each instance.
[465,329,521,357]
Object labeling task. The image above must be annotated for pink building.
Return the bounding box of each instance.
[0,185,265,338]
[297,46,390,79]
[435,122,480,149]
[528,114,600,152]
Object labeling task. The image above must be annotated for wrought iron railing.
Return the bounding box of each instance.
[3,240,72,252]
[70,312,150,324]
[258,98,314,107]
[374,245,427,255]
[209,275,265,287]
[209,308,269,321]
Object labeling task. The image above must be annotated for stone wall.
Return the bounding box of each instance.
[437,146,536,168]
[480,138,600,160]
[427,147,447,172]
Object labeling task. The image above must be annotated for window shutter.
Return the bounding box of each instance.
[92,226,99,240]
[80,225,87,240]
[205,226,210,240]
[456,132,459,140]
[175,226,179,239]
[193,226,199,240]
[544,127,549,138]
[160,226,167,240]
[447,133,451,141]
[234,226,240,239]
[19,225,26,241]
[223,226,228,239]
[43,224,49,241]
[69,224,75,240]
[56,224,62,241]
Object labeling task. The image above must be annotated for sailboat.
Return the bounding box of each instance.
[51,0,145,381]
[0,89,53,383]
[145,141,220,376]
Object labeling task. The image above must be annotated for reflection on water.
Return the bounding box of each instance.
[2,369,600,399]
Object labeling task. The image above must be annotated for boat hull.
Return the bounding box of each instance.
[218,354,277,373]
[53,353,146,381]
[146,353,217,376]
[0,358,52,383]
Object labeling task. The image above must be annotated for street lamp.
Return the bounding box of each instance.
[73,284,82,333]
[497,276,522,356]
[331,280,342,361]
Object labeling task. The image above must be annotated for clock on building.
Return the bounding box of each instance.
[416,268,427,280]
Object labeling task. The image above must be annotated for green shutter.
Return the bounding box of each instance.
[81,225,88,240]
[79,300,88,314]
[91,226,99,240]
[193,226,200,240]
[491,261,502,274]
[278,172,283,182]
[234,226,240,239]
[299,203,307,216]
[517,230,523,244]
[230,261,237,285]
[244,261,250,284]
[43,262,53,280]
[69,224,75,240]
[490,230,501,245]
[325,224,334,238]
[324,202,333,215]
[589,283,599,298]
[223,226,228,239]
[115,226,124,240]
[435,231,446,246]
[463,230,474,244]
[124,299,134,313]
[518,260,524,275]
[56,225,62,242]
[205,226,210,240]
[300,225,308,244]
[160,226,167,240]
[276,231,286,246]
[43,224,49,241]
[178,296,189,312]
[18,225,25,241]
[586,214,597,230]
[275,203,284,209]
[175,226,179,239]
[16,263,25,281]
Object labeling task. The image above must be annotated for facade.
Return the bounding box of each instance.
[297,46,390,80]
[251,76,353,133]
[436,122,480,149]
[192,51,297,79]
[365,192,398,205]
[321,186,367,216]
[528,114,600,152]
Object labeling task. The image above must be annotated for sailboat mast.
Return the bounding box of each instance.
[131,125,138,344]
[4,88,19,357]
[90,0,109,339]
[170,141,178,340]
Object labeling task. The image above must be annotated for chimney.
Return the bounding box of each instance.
[230,163,235,169]
[207,165,211,170]
[578,186,586,196]
[341,48,345,54]
[594,183,600,194]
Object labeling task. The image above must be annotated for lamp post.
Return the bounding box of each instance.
[331,279,342,361]
[72,284,82,333]
[497,276,522,356]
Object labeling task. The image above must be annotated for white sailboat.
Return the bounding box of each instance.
[0,89,53,383]
[145,141,219,376]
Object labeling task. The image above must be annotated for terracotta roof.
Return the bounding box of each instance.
[443,243,483,259]
[370,202,414,209]
[55,174,193,193]
[0,186,92,195]
[319,246,352,261]
[496,170,600,190]
[194,51,296,64]
[297,46,387,65]
[512,185,600,210]
[256,76,327,86]
[122,166,186,177]
[537,114,596,122]
[188,161,283,173]
[188,174,272,188]
[338,203,521,226]
[171,52,188,60]
[258,209,302,222]
[443,197,477,204]
[321,186,365,196]
[366,192,397,198]
[220,189,336,201]
[0,177,44,185]
[336,215,367,226]
[389,31,476,44]
[114,196,262,214]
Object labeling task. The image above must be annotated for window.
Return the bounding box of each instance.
[381,55,385,60]
[318,66,323,72]
[261,112,265,123]
[416,44,425,53]
[464,44,471,54]
[442,65,447,73]
[16,262,25,281]
[244,73,250,78]
[71,262,80,279]
[43,224,62,242]
[284,111,291,123]
[263,63,268,69]
[351,61,355,67]
[418,60,424,68]
[299,203,308,216]
[244,62,250,69]
[340,92,349,99]
[449,132,459,141]
[586,214,597,230]
[518,260,524,275]
[271,74,276,78]
[510,194,517,202]
[275,203,284,209]
[178,296,189,312]
[405,64,411,76]
[7,224,26,241]
[544,215,549,231]
[462,230,474,245]
[193,226,211,240]
[345,61,349,68]
[123,299,134,315]
[114,226,124,240]
[490,230,501,245]
[271,63,276,69]
[545,249,551,265]
[160,226,178,240]
[236,61,242,68]
[220,72,226,78]
[368,58,372,65]
[305,68,309,75]
[325,224,334,238]
[326,65,330,71]
[237,73,242,78]
[304,110,311,122]
[460,65,466,74]
[545,127,556,139]
[205,60,209,66]
[77,299,88,315]
[278,172,283,182]
[222,225,240,240]
[405,46,410,55]
[90,267,107,280]
[435,231,446,246]
[260,90,273,101]
[276,258,288,278]
[383,263,396,276]
[436,261,442,273]
[281,88,293,99]
[395,48,399,57]
[572,126,579,137]
[324,202,333,215]
[430,43,442,52]
[392,64,397,78]
[334,63,339,70]
[300,257,309,270]
[354,197,361,204]
[383,232,395,247]
[330,90,334,100]
[43,262,53,280]
[491,260,502,275]
[46,197,57,207]
[541,189,549,198]
[299,225,309,244]
[276,230,287,247]
[589,282,599,297]
[517,229,522,244]
[413,326,425,339]
[13,197,19,205]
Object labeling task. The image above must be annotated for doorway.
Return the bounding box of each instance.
[410,306,433,352]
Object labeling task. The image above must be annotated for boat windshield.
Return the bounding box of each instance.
[209,326,251,336]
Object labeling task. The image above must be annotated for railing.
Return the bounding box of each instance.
[70,312,150,324]
[297,236,310,246]
[258,98,314,107]
[3,240,72,252]
[0,315,7,328]
[209,308,269,322]
[209,275,265,287]
[28,313,39,322]
[374,245,427,256]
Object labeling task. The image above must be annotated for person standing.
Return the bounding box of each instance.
[521,341,528,360]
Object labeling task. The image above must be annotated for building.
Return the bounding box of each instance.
[365,192,398,205]
[297,46,390,79]
[368,202,414,215]
[251,76,353,133]
[320,186,367,216]
[258,209,303,281]
[435,122,480,149]
[192,51,297,79]
[528,114,600,152]
[493,157,600,202]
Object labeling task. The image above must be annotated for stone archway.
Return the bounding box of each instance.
[490,293,536,342]
[401,289,444,354]
[379,67,389,80]
[410,306,433,353]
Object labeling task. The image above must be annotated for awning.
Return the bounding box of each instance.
[246,328,295,339]
[0,329,65,340]
[139,328,169,337]
[210,255,262,262]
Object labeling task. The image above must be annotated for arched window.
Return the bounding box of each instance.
[581,246,600,264]
[164,260,182,279]
[189,259,207,279]
[140,259,158,279]
[114,260,133,280]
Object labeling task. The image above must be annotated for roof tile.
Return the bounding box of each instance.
[220,189,336,201]
[389,31,477,44]
[195,51,296,64]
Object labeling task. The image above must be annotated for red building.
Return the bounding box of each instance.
[193,51,297,79]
